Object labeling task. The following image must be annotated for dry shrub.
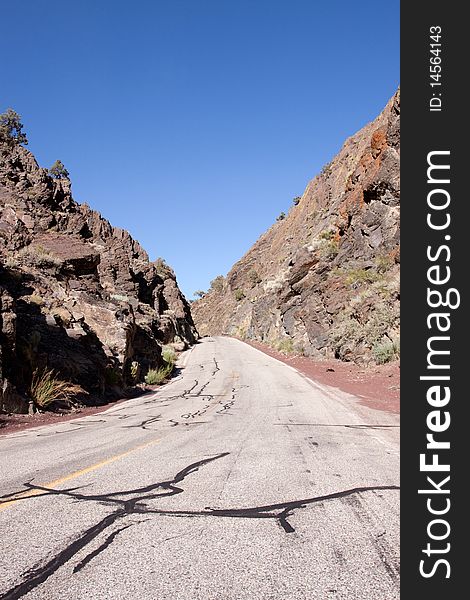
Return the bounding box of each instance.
[30,368,82,409]
[144,348,176,385]
[144,363,173,385]
[17,245,61,269]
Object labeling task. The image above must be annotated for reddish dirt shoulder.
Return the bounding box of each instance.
[240,339,400,415]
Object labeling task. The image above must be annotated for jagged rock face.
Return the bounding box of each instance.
[193,91,400,364]
[0,143,197,412]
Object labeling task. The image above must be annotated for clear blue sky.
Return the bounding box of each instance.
[1,0,399,299]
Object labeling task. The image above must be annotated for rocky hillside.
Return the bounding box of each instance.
[193,91,400,364]
[0,135,197,413]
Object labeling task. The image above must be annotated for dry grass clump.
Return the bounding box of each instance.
[30,368,83,409]
[275,338,294,354]
[17,245,61,269]
[144,347,177,385]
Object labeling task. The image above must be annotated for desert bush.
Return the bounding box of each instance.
[17,245,61,269]
[372,339,400,364]
[194,290,206,299]
[145,347,176,385]
[210,275,225,292]
[276,338,294,354]
[155,257,174,277]
[144,368,162,385]
[330,296,399,361]
[248,270,262,287]
[318,238,339,260]
[318,229,334,241]
[145,363,173,385]
[162,346,177,366]
[30,368,80,409]
[4,256,20,270]
[276,212,286,222]
[49,159,69,179]
[144,369,160,385]
[341,267,382,286]
[236,325,248,340]
[234,289,246,301]
[293,196,301,206]
[375,253,395,273]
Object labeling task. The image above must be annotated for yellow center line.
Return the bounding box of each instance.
[0,437,161,512]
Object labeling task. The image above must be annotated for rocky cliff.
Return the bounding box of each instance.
[0,139,197,413]
[193,91,400,364]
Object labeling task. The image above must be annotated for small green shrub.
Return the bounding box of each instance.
[318,238,339,260]
[276,212,286,222]
[236,325,248,340]
[320,161,332,176]
[318,229,334,241]
[210,275,225,292]
[145,363,173,385]
[375,254,395,273]
[342,268,382,286]
[276,338,294,354]
[293,196,301,206]
[162,346,177,365]
[49,160,69,179]
[144,369,159,385]
[144,346,176,385]
[194,290,206,299]
[330,295,399,361]
[154,257,174,277]
[234,289,246,301]
[372,339,400,364]
[30,368,79,409]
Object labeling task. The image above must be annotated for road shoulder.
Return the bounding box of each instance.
[232,337,400,415]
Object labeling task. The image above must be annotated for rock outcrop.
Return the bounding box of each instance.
[0,140,197,412]
[193,90,400,364]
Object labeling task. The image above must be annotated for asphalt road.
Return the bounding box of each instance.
[0,337,399,600]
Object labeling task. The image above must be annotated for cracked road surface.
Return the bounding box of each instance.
[0,337,399,599]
